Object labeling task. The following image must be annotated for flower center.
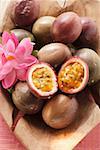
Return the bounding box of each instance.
[7,55,15,61]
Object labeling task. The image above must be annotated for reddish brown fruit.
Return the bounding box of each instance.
[73,17,99,50]
[51,12,82,44]
[38,43,72,67]
[12,82,43,114]
[42,94,79,129]
[13,0,39,26]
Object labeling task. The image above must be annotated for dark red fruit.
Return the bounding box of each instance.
[13,0,39,26]
[51,12,82,44]
[73,17,99,50]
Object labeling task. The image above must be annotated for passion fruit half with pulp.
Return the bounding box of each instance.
[27,62,58,99]
[58,57,89,94]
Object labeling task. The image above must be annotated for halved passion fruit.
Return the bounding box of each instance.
[27,62,58,99]
[58,57,89,94]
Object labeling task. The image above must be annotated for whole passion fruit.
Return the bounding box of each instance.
[13,0,39,26]
[42,94,79,129]
[51,12,82,44]
[11,29,35,42]
[38,43,72,67]
[75,48,100,85]
[32,16,55,44]
[58,57,89,94]
[27,62,58,99]
[12,82,43,114]
[73,17,99,51]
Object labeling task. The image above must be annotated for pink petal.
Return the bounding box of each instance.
[18,38,33,56]
[16,68,27,81]
[19,55,38,68]
[0,61,13,80]
[14,64,27,69]
[2,69,17,89]
[11,33,19,47]
[24,55,38,65]
[5,39,15,53]
[0,73,6,81]
[1,53,7,65]
[15,46,26,60]
[2,32,11,45]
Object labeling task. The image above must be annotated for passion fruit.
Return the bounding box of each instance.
[51,12,82,44]
[11,29,35,42]
[73,17,99,51]
[42,94,79,129]
[32,16,55,44]
[38,43,72,67]
[13,0,39,26]
[75,48,100,85]
[12,82,43,114]
[27,62,58,99]
[58,57,89,94]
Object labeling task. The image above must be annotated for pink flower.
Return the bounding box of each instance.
[0,32,38,89]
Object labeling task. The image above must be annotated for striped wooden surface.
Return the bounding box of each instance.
[0,113,26,150]
[74,123,100,150]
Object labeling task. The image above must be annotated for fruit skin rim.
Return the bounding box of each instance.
[58,56,89,94]
[27,62,58,99]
